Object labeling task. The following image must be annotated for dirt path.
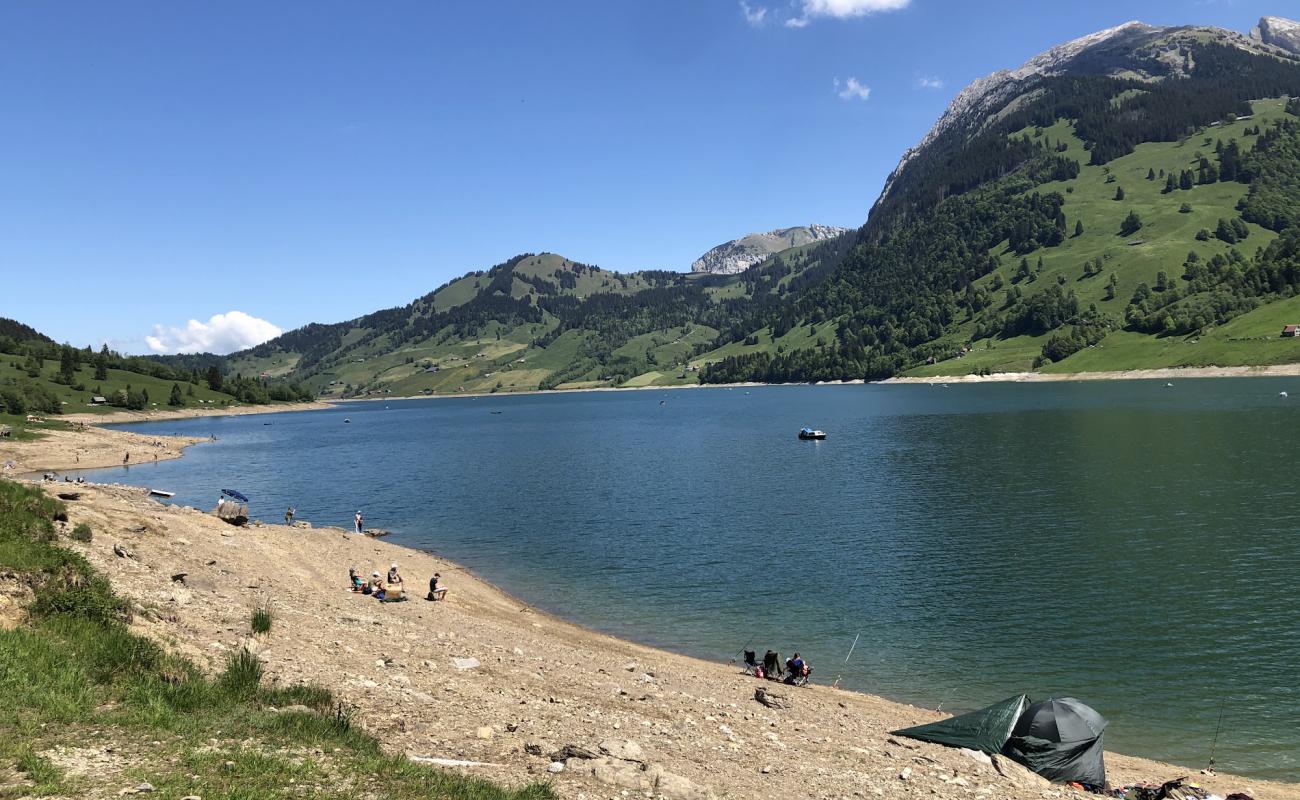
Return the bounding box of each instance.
[35,481,1295,800]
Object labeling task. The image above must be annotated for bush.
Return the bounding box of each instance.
[70,523,92,542]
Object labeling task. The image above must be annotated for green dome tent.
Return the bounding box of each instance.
[890,694,1030,755]
[892,695,1108,787]
[1003,697,1107,786]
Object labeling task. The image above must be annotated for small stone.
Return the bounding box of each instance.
[135,783,155,793]
[547,761,565,773]
[476,726,494,739]
[761,765,771,774]
[899,767,912,781]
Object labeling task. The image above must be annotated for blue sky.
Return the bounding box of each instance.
[1,0,1286,353]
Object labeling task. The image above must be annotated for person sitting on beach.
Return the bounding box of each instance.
[387,563,402,584]
[348,567,364,592]
[364,571,382,595]
[427,572,448,601]
[784,653,811,685]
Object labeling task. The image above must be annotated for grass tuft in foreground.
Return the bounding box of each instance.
[0,479,554,800]
[250,603,273,635]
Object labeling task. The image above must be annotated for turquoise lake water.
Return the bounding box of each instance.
[81,381,1300,780]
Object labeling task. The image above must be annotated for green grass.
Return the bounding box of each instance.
[0,354,237,414]
[0,479,554,800]
[250,604,273,635]
[908,98,1298,378]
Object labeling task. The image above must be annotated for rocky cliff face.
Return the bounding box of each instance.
[1252,16,1300,55]
[874,16,1300,211]
[690,225,851,275]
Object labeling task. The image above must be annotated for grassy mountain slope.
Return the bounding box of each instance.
[221,18,1300,394]
[224,243,851,397]
[701,24,1300,385]
[907,98,1294,376]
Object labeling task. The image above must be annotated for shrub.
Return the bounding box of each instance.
[250,604,273,635]
[70,523,92,542]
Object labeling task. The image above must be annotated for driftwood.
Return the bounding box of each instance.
[754,687,791,709]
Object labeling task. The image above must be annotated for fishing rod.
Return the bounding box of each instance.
[936,686,956,713]
[729,633,757,666]
[831,632,861,689]
[1207,698,1226,773]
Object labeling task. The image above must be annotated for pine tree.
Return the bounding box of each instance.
[1105,272,1119,301]
[94,344,109,381]
[1146,168,1156,181]
[58,346,77,385]
[1119,210,1143,237]
[1179,170,1194,190]
[206,365,223,392]
[1074,219,1084,238]
[168,382,184,406]
[1163,174,1177,194]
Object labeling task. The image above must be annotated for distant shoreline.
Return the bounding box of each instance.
[331,380,866,404]
[884,363,1300,384]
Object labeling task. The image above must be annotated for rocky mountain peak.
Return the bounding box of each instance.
[1252,16,1300,55]
[874,17,1300,212]
[690,225,851,275]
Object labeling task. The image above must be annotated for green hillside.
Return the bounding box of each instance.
[218,21,1300,393]
[0,320,312,435]
[224,241,852,397]
[907,99,1296,377]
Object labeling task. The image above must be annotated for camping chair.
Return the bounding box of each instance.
[741,650,760,676]
[762,651,784,680]
[784,663,812,687]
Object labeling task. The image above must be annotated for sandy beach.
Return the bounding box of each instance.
[6,415,1296,799]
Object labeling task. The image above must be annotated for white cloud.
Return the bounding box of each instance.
[145,310,283,355]
[834,76,871,101]
[739,1,768,26]
[787,0,910,26]
[917,75,944,89]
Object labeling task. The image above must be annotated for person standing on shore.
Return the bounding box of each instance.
[285,506,296,525]
[354,510,364,534]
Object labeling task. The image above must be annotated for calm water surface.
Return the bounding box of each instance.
[83,382,1300,779]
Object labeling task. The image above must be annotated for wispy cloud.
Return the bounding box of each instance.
[916,75,944,89]
[834,77,871,101]
[739,1,768,26]
[787,0,911,27]
[145,310,283,355]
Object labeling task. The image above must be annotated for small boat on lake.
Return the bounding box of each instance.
[798,428,827,440]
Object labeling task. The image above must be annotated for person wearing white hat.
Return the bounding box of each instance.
[387,563,402,584]
[354,510,364,534]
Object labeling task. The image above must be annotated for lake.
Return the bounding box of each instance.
[81,381,1300,780]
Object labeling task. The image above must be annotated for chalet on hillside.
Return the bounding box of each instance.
[89,396,108,405]
[1282,325,1300,338]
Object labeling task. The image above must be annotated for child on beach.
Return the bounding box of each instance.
[348,567,364,592]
